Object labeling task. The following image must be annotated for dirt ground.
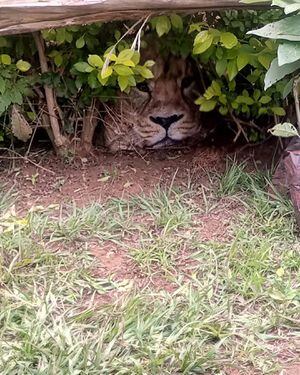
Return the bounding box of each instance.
[0,142,279,293]
[1,142,299,375]
[1,141,277,211]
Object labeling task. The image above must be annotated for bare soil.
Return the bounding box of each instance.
[1,142,276,211]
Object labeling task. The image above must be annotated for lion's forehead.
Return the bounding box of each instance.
[130,79,192,115]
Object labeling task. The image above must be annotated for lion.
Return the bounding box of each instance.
[104,53,204,152]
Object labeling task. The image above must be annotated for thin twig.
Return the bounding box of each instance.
[229,110,249,143]
[102,15,152,74]
[0,148,55,175]
[293,75,300,130]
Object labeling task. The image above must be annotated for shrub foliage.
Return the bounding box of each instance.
[0,10,294,153]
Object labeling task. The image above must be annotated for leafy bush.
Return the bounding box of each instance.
[0,10,292,152]
[244,0,300,138]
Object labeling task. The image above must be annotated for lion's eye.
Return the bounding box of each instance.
[136,82,150,93]
[181,77,194,89]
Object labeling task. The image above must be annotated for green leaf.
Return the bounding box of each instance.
[56,28,66,44]
[0,94,11,110]
[219,94,227,105]
[220,32,238,49]
[228,80,236,91]
[237,54,249,71]
[65,31,73,43]
[248,15,300,42]
[264,57,300,89]
[1,54,11,65]
[97,72,109,86]
[204,86,216,100]
[227,60,238,81]
[271,106,286,116]
[199,45,215,61]
[101,66,113,79]
[114,30,121,41]
[199,99,217,112]
[113,65,133,76]
[127,75,136,87]
[88,54,103,68]
[104,48,117,61]
[195,97,205,105]
[48,49,59,58]
[54,54,63,67]
[76,37,85,49]
[259,95,272,104]
[258,107,268,116]
[27,111,36,121]
[278,42,300,66]
[132,52,141,65]
[193,34,214,54]
[284,2,300,14]
[205,80,222,98]
[0,77,5,94]
[135,66,154,79]
[16,60,31,72]
[74,62,93,73]
[118,75,129,91]
[10,90,23,105]
[170,14,183,30]
[116,49,135,64]
[194,30,210,45]
[253,89,261,101]
[88,72,98,89]
[258,54,273,70]
[216,47,224,60]
[121,59,135,67]
[282,78,294,99]
[216,59,227,77]
[155,16,172,37]
[269,122,299,137]
[144,60,155,68]
[236,95,254,105]
[219,106,228,115]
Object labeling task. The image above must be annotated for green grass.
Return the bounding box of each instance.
[129,234,183,275]
[0,164,299,374]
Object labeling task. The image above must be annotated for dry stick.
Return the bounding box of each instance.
[80,98,99,154]
[229,110,249,143]
[25,118,39,157]
[0,148,55,175]
[33,31,67,150]
[293,76,300,130]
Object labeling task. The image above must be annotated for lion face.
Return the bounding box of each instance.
[104,55,202,151]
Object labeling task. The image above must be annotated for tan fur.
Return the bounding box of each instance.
[104,55,202,152]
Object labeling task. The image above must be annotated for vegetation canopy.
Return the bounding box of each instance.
[0,9,299,156]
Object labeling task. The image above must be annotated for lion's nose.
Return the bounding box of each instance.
[150,114,184,130]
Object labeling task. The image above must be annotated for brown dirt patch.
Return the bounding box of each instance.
[3,148,203,210]
[90,240,177,292]
[1,142,277,212]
